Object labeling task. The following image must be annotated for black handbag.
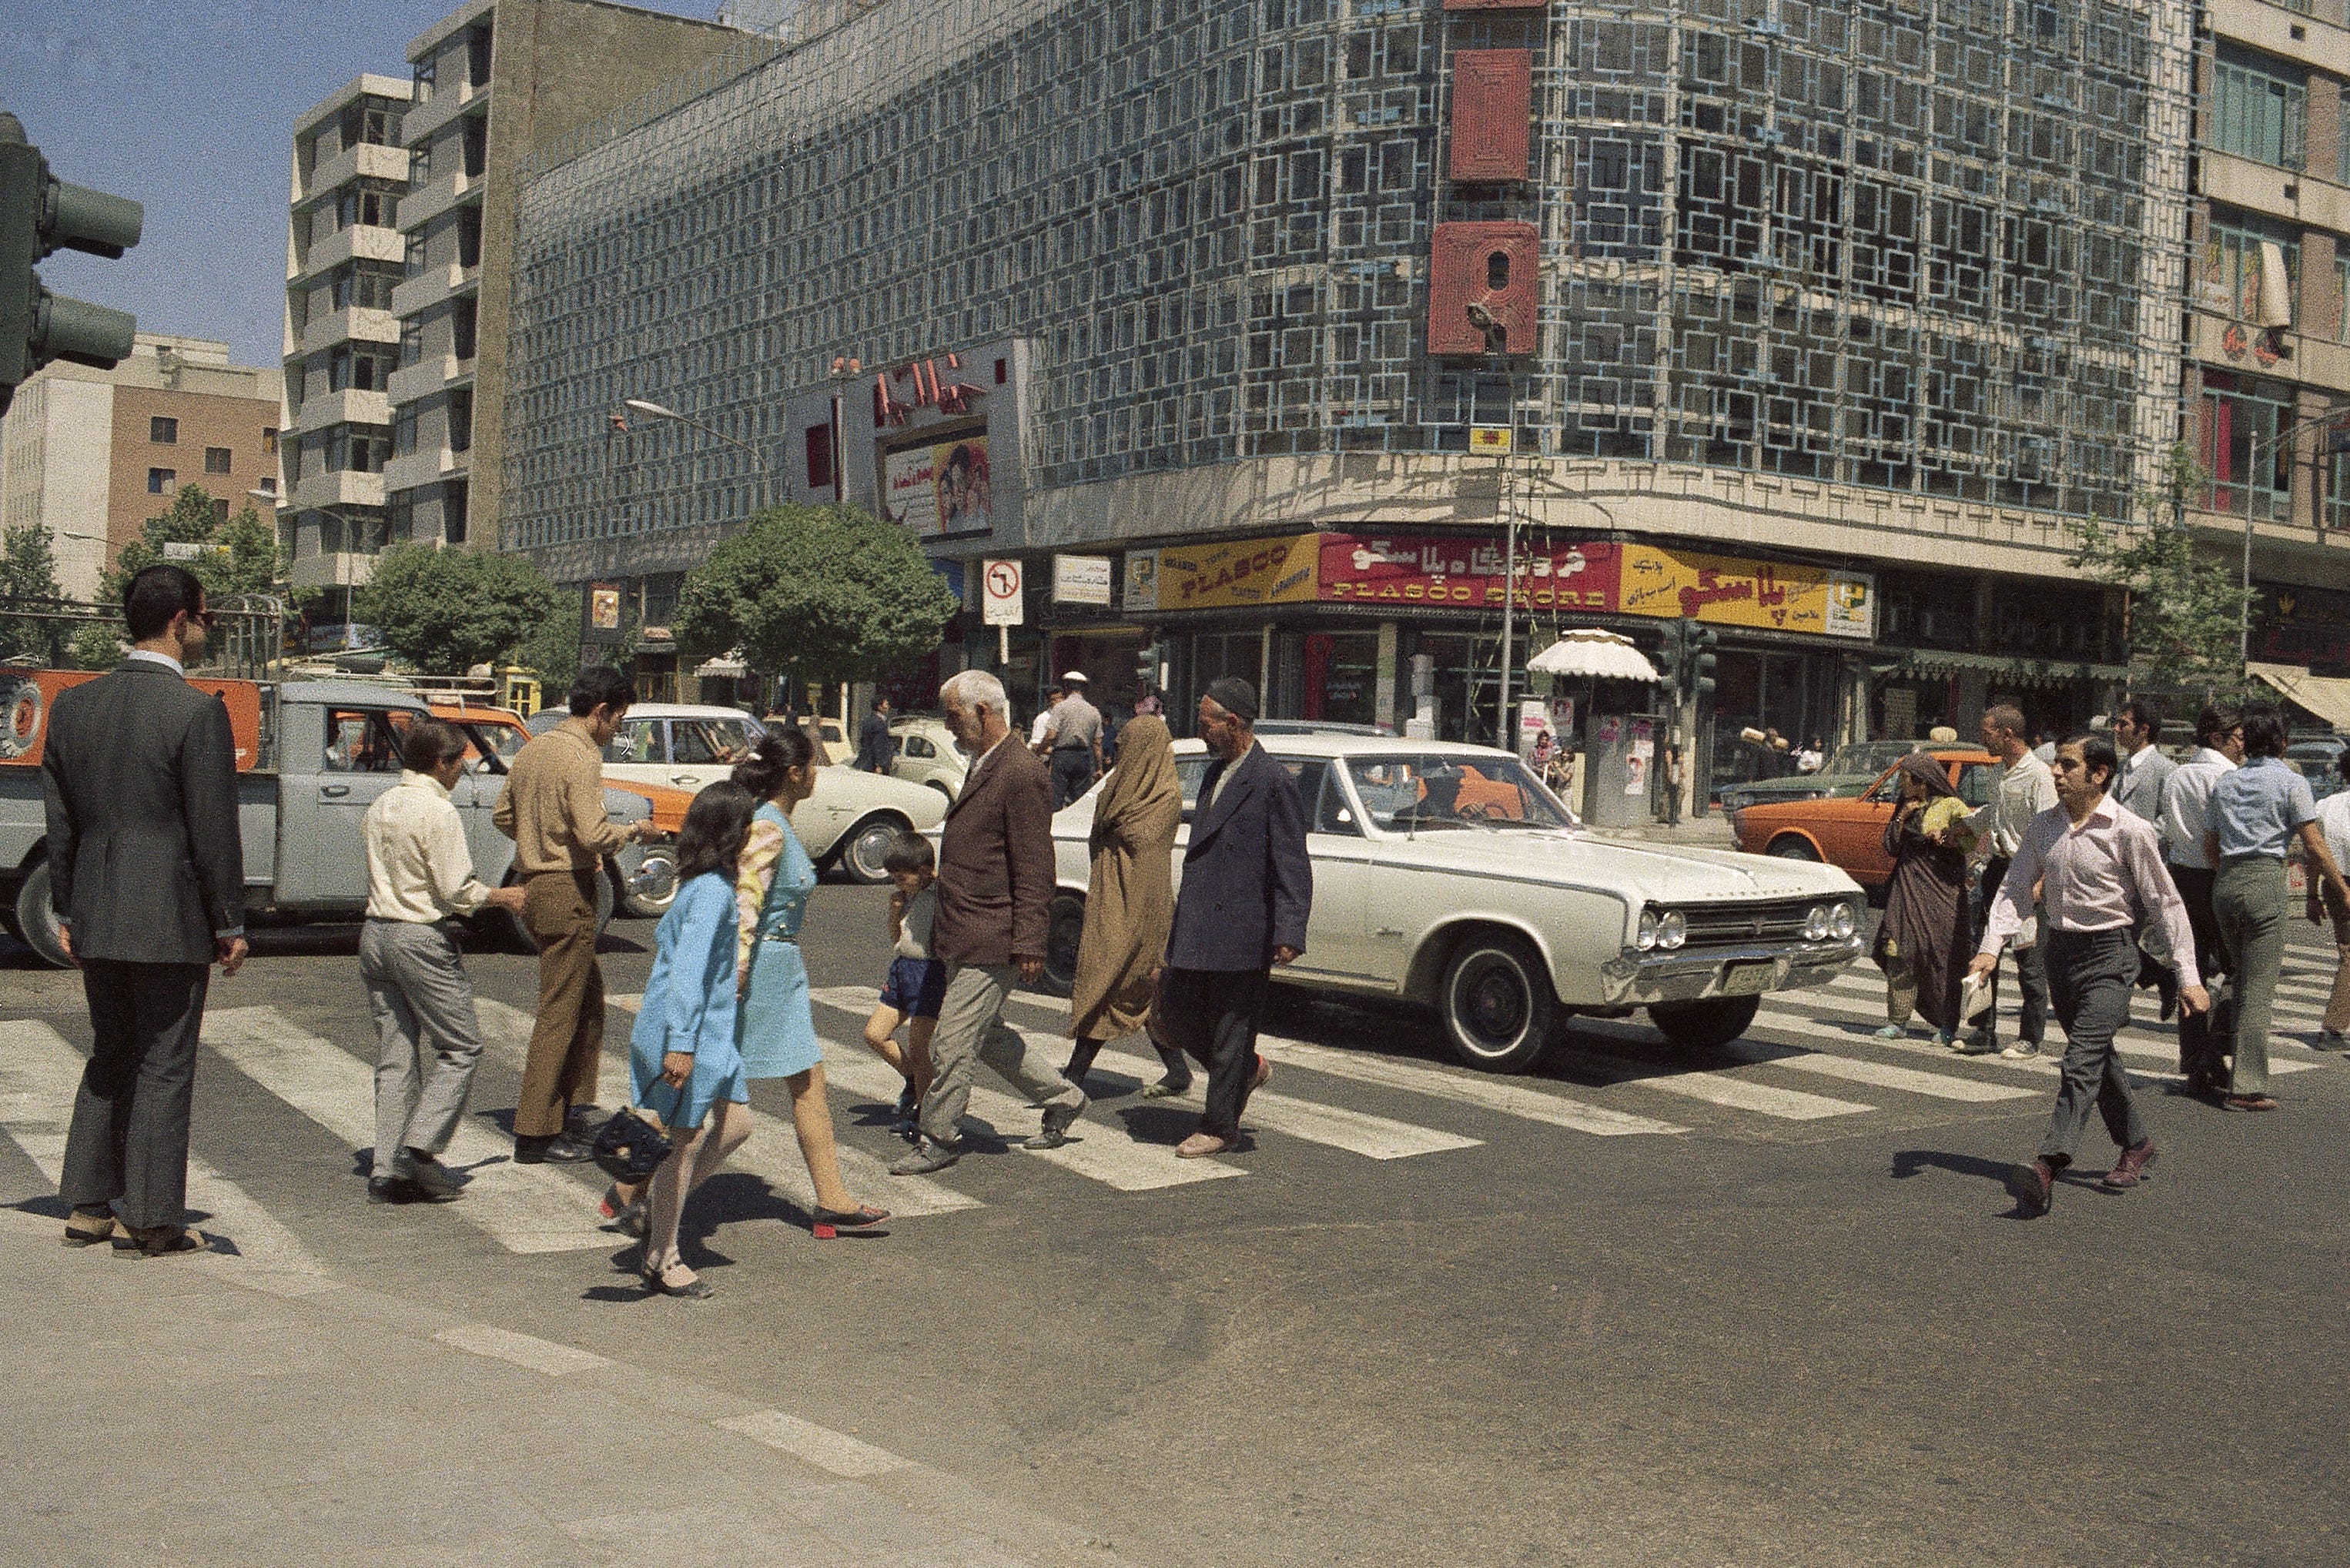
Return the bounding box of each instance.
[591,1079,683,1185]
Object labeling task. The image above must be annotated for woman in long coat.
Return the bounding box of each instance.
[1062,714,1192,1095]
[1872,751,1976,1047]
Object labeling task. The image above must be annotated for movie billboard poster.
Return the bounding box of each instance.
[882,430,993,537]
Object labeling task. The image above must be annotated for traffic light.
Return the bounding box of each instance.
[1134,642,1164,694]
[1686,620,1719,706]
[1652,619,1684,691]
[0,113,143,416]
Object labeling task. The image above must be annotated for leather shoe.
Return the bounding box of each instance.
[368,1175,425,1204]
[2101,1138,2158,1189]
[888,1139,960,1176]
[1025,1094,1086,1150]
[1176,1130,1236,1159]
[564,1105,606,1139]
[403,1149,467,1199]
[2007,1156,2055,1217]
[2224,1094,2280,1112]
[514,1133,594,1164]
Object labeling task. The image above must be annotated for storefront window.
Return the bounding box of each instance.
[1704,647,1836,799]
[1299,632,1381,727]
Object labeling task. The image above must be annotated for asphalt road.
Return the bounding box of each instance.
[2,885,2345,1566]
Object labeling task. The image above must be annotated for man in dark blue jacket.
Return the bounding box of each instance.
[1158,678,1312,1158]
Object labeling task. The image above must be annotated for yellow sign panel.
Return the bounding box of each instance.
[1618,545,1875,640]
[1469,425,1513,455]
[1157,535,1321,610]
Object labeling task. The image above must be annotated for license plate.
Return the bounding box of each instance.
[1721,961,1775,996]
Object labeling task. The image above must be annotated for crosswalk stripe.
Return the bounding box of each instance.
[813,985,1480,1162]
[1823,962,2342,1037]
[1575,1050,1874,1119]
[1799,974,2330,1061]
[205,1007,616,1255]
[1749,1005,2323,1082]
[0,1019,324,1274]
[1250,1033,1689,1138]
[1720,1041,2037,1102]
[473,999,977,1219]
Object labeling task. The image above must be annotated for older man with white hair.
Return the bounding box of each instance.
[892,669,1088,1174]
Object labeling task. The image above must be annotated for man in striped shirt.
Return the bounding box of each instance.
[1970,733,2207,1217]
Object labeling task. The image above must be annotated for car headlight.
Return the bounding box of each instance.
[1829,903,1856,939]
[1636,908,1659,951]
[1802,904,1830,941]
[1658,910,1687,950]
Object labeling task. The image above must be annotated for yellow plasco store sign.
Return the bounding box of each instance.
[1143,535,1322,610]
[1619,544,1875,640]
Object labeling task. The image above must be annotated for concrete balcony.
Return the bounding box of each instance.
[401,79,489,150]
[2189,310,2350,393]
[398,167,484,235]
[290,469,387,512]
[387,355,458,406]
[296,306,400,358]
[290,389,393,439]
[2200,149,2350,236]
[383,447,470,496]
[389,261,479,319]
[2209,0,2350,79]
[301,139,409,203]
[289,551,383,592]
[291,223,403,283]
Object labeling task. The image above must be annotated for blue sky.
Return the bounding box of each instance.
[3,0,712,374]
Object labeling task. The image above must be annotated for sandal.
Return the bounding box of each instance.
[118,1225,206,1259]
[644,1262,713,1299]
[62,1208,116,1248]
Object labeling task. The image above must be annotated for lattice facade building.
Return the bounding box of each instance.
[504,0,2198,782]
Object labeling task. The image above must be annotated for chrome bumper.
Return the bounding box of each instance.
[1593,934,1866,1006]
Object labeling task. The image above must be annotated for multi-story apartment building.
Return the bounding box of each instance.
[500,0,2199,793]
[382,0,751,557]
[0,334,279,600]
[280,75,411,639]
[2189,0,2350,706]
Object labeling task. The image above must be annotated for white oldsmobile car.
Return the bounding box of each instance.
[600,703,946,883]
[1046,734,1867,1071]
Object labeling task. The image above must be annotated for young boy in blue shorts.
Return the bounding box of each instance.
[862,832,945,1137]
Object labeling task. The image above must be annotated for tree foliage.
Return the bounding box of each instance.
[2066,443,2252,697]
[0,524,65,662]
[676,505,958,685]
[104,483,288,604]
[357,543,559,676]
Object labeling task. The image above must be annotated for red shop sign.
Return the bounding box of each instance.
[1317,534,1622,610]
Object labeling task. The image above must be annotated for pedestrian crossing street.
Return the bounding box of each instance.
[0,934,2338,1265]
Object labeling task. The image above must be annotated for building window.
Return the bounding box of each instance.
[256,476,277,496]
[403,232,427,279]
[150,416,178,444]
[336,181,399,231]
[387,493,415,544]
[805,423,835,492]
[449,389,474,453]
[262,427,278,456]
[444,480,468,545]
[338,101,399,151]
[452,296,477,360]
[393,406,418,456]
[204,446,232,474]
[464,113,488,179]
[328,346,395,393]
[399,319,424,368]
[2201,211,2298,322]
[413,54,435,105]
[329,261,400,312]
[2338,256,2350,342]
[212,498,229,527]
[466,22,492,89]
[2209,45,2306,172]
[2200,369,2295,521]
[148,467,175,494]
[457,206,483,269]
[2329,450,2350,530]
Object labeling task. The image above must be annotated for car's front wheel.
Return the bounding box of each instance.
[1438,930,1555,1072]
[1649,994,1762,1050]
[13,858,70,969]
[1039,892,1085,998]
[835,815,907,884]
[622,843,678,919]
[1768,837,1821,861]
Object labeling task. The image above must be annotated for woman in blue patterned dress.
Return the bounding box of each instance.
[734,730,887,1235]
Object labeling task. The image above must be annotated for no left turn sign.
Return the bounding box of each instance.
[982,558,1024,627]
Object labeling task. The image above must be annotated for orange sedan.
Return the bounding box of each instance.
[1729,749,1998,889]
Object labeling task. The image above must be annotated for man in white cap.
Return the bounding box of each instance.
[1041,670,1104,810]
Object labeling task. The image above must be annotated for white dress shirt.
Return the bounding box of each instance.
[2158,747,2237,870]
[1979,794,2200,987]
[1972,751,2057,859]
[364,770,495,922]
[126,648,186,676]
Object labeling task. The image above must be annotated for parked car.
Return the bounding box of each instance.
[1252,719,1397,737]
[598,702,946,884]
[0,675,654,967]
[1728,750,1998,888]
[889,714,969,800]
[434,702,695,918]
[1715,738,1933,814]
[1041,734,1866,1071]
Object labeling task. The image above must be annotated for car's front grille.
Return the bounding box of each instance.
[1676,898,1819,948]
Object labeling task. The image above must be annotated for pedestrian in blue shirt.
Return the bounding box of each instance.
[2201,704,2350,1112]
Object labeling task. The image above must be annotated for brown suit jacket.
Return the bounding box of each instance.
[932,734,1055,967]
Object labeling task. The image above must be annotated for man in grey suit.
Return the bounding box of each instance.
[45,565,248,1257]
[1158,678,1312,1159]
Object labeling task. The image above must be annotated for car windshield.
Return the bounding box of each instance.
[1825,741,1915,775]
[672,718,756,765]
[1341,754,1574,832]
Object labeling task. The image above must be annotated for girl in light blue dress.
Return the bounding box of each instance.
[732,730,886,1235]
[629,781,758,1299]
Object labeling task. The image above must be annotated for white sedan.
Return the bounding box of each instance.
[1045,734,1866,1071]
[600,702,945,883]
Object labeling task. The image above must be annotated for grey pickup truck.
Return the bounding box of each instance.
[0,674,656,967]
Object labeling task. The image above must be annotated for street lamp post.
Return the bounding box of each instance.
[621,397,773,511]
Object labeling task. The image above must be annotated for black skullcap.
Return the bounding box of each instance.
[1203,677,1259,724]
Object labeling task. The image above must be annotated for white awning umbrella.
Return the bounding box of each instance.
[1525,628,1662,682]
[695,650,748,678]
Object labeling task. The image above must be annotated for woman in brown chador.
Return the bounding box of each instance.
[1062,714,1193,1096]
[1872,751,1977,1047]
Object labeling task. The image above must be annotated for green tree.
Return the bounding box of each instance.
[0,524,65,662]
[68,621,123,670]
[357,541,559,675]
[2066,443,2253,697]
[104,483,288,603]
[675,504,957,686]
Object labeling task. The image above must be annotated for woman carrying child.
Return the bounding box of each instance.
[630,782,759,1299]
[735,731,888,1236]
[1061,713,1193,1095]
